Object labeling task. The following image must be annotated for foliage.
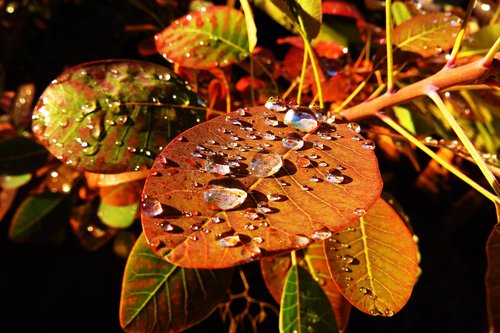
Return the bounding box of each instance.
[1,0,499,332]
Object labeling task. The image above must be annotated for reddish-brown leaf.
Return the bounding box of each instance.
[261,242,352,331]
[70,202,117,251]
[325,197,419,316]
[322,1,365,23]
[486,222,500,331]
[142,105,382,268]
[85,169,150,188]
[99,180,144,206]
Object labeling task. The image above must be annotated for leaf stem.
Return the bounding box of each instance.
[426,90,500,196]
[377,112,500,205]
[490,2,500,25]
[333,81,367,113]
[482,37,500,68]
[250,56,256,105]
[385,0,394,93]
[297,46,308,104]
[291,250,297,267]
[446,0,476,68]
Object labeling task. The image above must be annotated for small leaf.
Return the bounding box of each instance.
[70,202,117,251]
[392,13,462,58]
[280,264,338,333]
[391,2,412,25]
[393,106,417,135]
[98,180,143,228]
[9,192,68,242]
[486,223,500,331]
[85,169,149,188]
[325,197,419,316]
[0,137,49,175]
[120,233,233,332]
[1,174,32,190]
[463,23,500,51]
[322,1,365,23]
[155,6,250,69]
[98,202,138,229]
[240,0,258,53]
[142,105,382,268]
[32,60,205,173]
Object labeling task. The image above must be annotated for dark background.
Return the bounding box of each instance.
[0,0,494,332]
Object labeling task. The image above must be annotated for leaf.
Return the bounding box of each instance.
[261,242,352,331]
[9,192,68,242]
[142,105,382,268]
[392,13,462,58]
[98,202,138,229]
[240,0,258,53]
[254,0,322,40]
[1,174,32,190]
[391,2,412,25]
[85,169,150,188]
[393,106,417,135]
[280,264,338,333]
[463,23,500,51]
[10,83,36,129]
[0,136,49,175]
[120,233,233,333]
[325,197,419,316]
[32,60,205,174]
[97,180,143,228]
[155,6,250,69]
[44,164,81,194]
[486,223,500,331]
[70,202,117,251]
[322,1,365,23]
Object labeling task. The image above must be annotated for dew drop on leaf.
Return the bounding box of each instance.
[225,115,241,126]
[282,132,304,150]
[283,109,318,132]
[205,156,231,175]
[353,207,366,217]
[267,193,285,201]
[243,209,261,221]
[263,130,276,140]
[253,236,264,243]
[296,156,311,168]
[203,185,247,210]
[347,122,361,133]
[264,118,279,127]
[249,152,283,177]
[312,228,332,240]
[325,169,344,184]
[309,175,320,183]
[264,96,287,112]
[141,197,163,217]
[219,235,241,247]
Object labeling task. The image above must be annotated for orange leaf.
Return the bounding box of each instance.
[142,105,382,268]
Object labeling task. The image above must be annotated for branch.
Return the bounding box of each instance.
[340,53,500,121]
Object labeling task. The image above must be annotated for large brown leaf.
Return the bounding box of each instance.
[486,223,500,331]
[261,242,351,331]
[142,105,382,268]
[325,197,418,316]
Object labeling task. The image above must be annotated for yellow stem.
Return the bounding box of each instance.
[282,79,299,100]
[378,112,500,205]
[250,56,256,106]
[446,0,476,67]
[482,37,500,67]
[385,0,394,93]
[297,46,308,104]
[291,250,297,266]
[333,80,367,113]
[490,2,500,25]
[427,90,500,196]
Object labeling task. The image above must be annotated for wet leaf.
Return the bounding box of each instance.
[280,264,338,333]
[155,6,250,69]
[32,60,205,174]
[325,197,419,316]
[1,174,32,190]
[9,192,68,242]
[70,202,117,251]
[261,242,352,331]
[0,137,49,175]
[142,105,382,268]
[392,13,461,58]
[45,164,81,194]
[486,223,500,331]
[254,0,322,40]
[10,83,36,129]
[120,233,233,332]
[97,180,143,228]
[98,202,138,229]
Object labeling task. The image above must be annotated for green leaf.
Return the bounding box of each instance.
[463,24,500,51]
[254,0,322,40]
[392,12,462,58]
[32,60,205,174]
[0,137,49,175]
[1,174,32,190]
[240,0,258,53]
[325,198,419,316]
[280,264,338,333]
[155,6,250,69]
[393,106,416,135]
[9,192,68,242]
[391,2,412,25]
[486,222,500,331]
[98,201,138,229]
[120,233,234,333]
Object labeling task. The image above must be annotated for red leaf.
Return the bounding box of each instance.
[235,77,266,92]
[322,1,365,23]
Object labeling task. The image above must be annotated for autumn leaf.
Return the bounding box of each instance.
[325,197,419,316]
[141,105,382,268]
[120,233,233,333]
[32,60,205,173]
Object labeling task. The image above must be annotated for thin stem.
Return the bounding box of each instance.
[427,90,500,196]
[291,250,297,266]
[297,46,308,104]
[250,56,256,105]
[490,2,500,25]
[333,81,367,113]
[248,55,279,93]
[482,37,500,67]
[385,0,394,93]
[282,79,299,100]
[304,255,319,281]
[378,112,500,205]
[446,0,476,67]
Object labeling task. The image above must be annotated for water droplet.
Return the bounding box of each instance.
[81,101,97,114]
[342,255,354,264]
[424,136,439,146]
[267,193,285,201]
[205,156,230,175]
[243,209,261,221]
[309,175,320,183]
[246,133,257,140]
[300,185,310,191]
[384,310,394,317]
[352,135,362,141]
[249,152,282,177]
[159,221,174,232]
[264,96,287,112]
[204,186,247,210]
[313,142,324,150]
[219,235,241,247]
[284,109,318,132]
[259,221,270,227]
[263,131,276,141]
[257,202,272,214]
[225,115,241,126]
[282,132,304,150]
[190,235,198,241]
[253,236,264,243]
[211,216,224,223]
[264,118,279,127]
[353,208,366,217]
[325,169,344,184]
[309,154,319,160]
[245,223,257,230]
[359,286,371,294]
[235,108,246,116]
[141,197,163,217]
[318,161,328,167]
[293,235,310,247]
[312,228,332,240]
[362,140,376,150]
[347,122,361,133]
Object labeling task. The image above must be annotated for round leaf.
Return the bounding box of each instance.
[32,60,205,173]
[155,6,250,69]
[142,105,382,268]
[120,233,233,332]
[325,197,419,316]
